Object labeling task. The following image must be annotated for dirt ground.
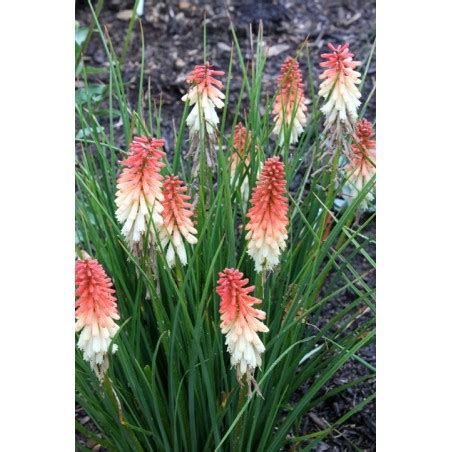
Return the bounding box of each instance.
[76,0,375,146]
[76,0,376,449]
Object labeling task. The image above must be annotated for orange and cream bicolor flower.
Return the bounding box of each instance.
[319,43,361,131]
[159,175,197,267]
[344,119,376,208]
[182,63,225,137]
[115,136,165,249]
[216,268,269,395]
[231,122,252,177]
[230,122,253,208]
[245,157,289,272]
[75,256,120,380]
[272,57,308,145]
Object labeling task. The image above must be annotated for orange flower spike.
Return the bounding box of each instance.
[75,257,120,380]
[230,123,253,207]
[322,213,334,242]
[245,157,289,272]
[354,118,376,152]
[231,122,252,174]
[216,268,269,394]
[272,57,308,145]
[181,63,225,136]
[319,42,361,130]
[115,136,166,248]
[344,119,376,208]
[159,175,197,267]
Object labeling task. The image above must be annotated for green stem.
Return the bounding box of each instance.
[304,143,342,313]
[103,377,144,452]
[120,0,140,67]
[175,259,183,287]
[233,384,248,452]
[255,270,266,304]
[76,0,105,69]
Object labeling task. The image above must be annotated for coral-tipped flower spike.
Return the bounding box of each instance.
[216,268,269,396]
[319,43,361,131]
[159,175,198,267]
[231,122,252,207]
[115,136,166,250]
[344,119,376,208]
[75,256,120,380]
[231,122,252,173]
[245,157,289,272]
[272,57,308,145]
[182,63,225,136]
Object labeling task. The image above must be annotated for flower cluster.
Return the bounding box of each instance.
[75,256,120,380]
[246,157,289,272]
[343,119,376,209]
[159,175,198,267]
[182,63,225,137]
[230,122,253,209]
[115,136,166,250]
[77,44,376,398]
[231,122,252,173]
[216,268,269,396]
[319,42,361,132]
[272,57,308,145]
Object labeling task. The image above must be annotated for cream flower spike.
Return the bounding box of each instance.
[75,256,120,380]
[216,268,269,397]
[245,157,289,272]
[272,57,308,146]
[344,119,376,209]
[159,175,197,267]
[230,123,253,209]
[182,63,225,137]
[115,136,165,251]
[319,42,361,132]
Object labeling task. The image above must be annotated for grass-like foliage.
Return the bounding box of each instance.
[75,3,376,450]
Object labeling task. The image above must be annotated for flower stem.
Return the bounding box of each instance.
[233,383,247,452]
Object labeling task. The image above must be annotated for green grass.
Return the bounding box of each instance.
[75,3,376,450]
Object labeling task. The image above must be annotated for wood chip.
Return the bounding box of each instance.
[80,415,90,425]
[266,43,290,58]
[308,412,330,430]
[344,12,362,26]
[116,10,133,21]
[175,58,185,68]
[217,42,232,53]
[178,1,190,10]
[175,73,186,84]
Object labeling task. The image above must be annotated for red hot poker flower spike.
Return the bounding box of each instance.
[344,119,376,209]
[232,123,252,165]
[319,43,361,131]
[245,157,289,272]
[182,63,225,136]
[355,119,376,150]
[75,257,120,380]
[272,57,308,145]
[159,175,198,268]
[216,268,269,396]
[231,122,253,208]
[115,136,166,249]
